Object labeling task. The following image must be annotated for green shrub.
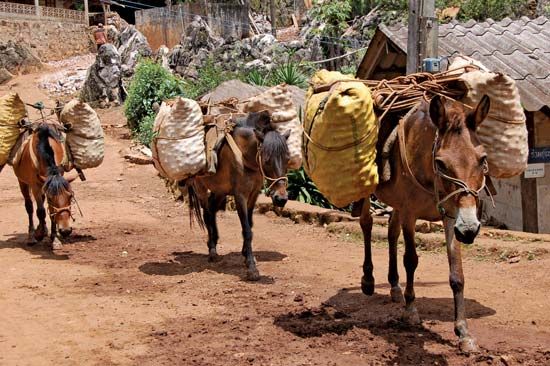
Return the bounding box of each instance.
[134,114,156,147]
[246,69,270,86]
[124,59,185,131]
[270,62,308,89]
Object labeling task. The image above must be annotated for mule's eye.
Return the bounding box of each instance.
[435,158,447,172]
[480,156,488,172]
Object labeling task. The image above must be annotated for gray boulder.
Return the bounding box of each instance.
[81,44,122,107]
[0,68,13,85]
[0,41,41,74]
[117,26,152,76]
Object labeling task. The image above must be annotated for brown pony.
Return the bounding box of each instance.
[358,95,491,353]
[187,111,290,281]
[13,124,76,250]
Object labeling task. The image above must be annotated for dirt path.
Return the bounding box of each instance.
[1,66,550,366]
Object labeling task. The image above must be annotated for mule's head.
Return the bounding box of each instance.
[255,128,291,208]
[429,95,491,244]
[44,174,75,238]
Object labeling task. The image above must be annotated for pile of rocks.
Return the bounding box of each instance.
[80,25,151,105]
[39,54,95,96]
[167,16,323,79]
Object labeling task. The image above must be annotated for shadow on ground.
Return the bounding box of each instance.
[275,287,497,365]
[139,250,287,283]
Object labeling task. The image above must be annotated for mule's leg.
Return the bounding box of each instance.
[360,202,375,295]
[444,218,478,353]
[388,211,403,303]
[49,216,62,250]
[247,192,259,229]
[206,194,222,262]
[19,181,36,246]
[32,190,48,242]
[236,195,259,281]
[401,218,421,325]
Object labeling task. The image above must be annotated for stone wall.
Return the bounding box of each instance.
[136,2,249,51]
[0,17,94,64]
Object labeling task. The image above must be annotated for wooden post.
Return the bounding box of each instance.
[270,0,277,37]
[34,0,40,17]
[406,0,437,74]
[84,0,89,25]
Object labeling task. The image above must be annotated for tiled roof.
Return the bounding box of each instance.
[379,16,550,111]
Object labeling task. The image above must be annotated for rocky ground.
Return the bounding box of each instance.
[1,56,550,366]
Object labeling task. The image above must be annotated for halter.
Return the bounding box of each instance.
[45,189,83,222]
[256,144,288,195]
[398,120,494,220]
[431,131,493,219]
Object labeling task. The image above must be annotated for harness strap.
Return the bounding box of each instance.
[397,115,433,196]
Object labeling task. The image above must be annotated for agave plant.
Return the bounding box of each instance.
[287,168,335,209]
[271,62,308,89]
[246,69,270,86]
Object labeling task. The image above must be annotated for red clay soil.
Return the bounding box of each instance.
[1,67,550,366]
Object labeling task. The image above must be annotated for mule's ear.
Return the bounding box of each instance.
[282,129,291,140]
[254,129,265,143]
[468,95,490,130]
[253,110,272,133]
[429,95,447,130]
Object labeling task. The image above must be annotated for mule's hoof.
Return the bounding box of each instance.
[208,252,221,263]
[402,307,422,325]
[26,236,37,246]
[361,276,375,296]
[390,286,404,303]
[51,239,63,250]
[246,268,261,281]
[34,232,45,242]
[459,336,479,354]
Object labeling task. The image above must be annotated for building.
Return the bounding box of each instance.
[357,17,550,233]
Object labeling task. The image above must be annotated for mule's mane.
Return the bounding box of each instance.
[262,130,288,162]
[36,124,70,197]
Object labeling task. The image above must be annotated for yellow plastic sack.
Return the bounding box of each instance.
[303,70,378,208]
[0,93,26,166]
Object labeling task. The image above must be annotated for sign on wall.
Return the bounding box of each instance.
[528,147,550,164]
[525,163,545,179]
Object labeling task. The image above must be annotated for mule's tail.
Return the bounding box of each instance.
[184,180,205,230]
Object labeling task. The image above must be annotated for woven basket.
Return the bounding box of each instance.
[60,99,105,170]
[451,57,528,178]
[0,92,26,166]
[243,84,303,170]
[152,97,206,181]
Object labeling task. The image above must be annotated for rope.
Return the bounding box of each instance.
[310,66,480,122]
[309,47,368,65]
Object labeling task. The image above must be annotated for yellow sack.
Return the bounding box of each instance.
[303,70,378,208]
[0,92,26,166]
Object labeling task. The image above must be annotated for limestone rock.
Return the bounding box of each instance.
[80,44,121,106]
[117,26,152,76]
[0,68,13,84]
[0,41,42,74]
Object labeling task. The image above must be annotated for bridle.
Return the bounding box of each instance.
[398,120,494,220]
[45,189,83,221]
[256,144,288,196]
[431,131,492,219]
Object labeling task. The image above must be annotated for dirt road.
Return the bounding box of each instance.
[1,64,550,366]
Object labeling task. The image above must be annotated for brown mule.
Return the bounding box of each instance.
[359,95,491,353]
[12,123,76,250]
[187,111,290,281]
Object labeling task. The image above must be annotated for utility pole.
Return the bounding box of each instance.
[84,0,89,26]
[406,0,438,74]
[270,0,277,37]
